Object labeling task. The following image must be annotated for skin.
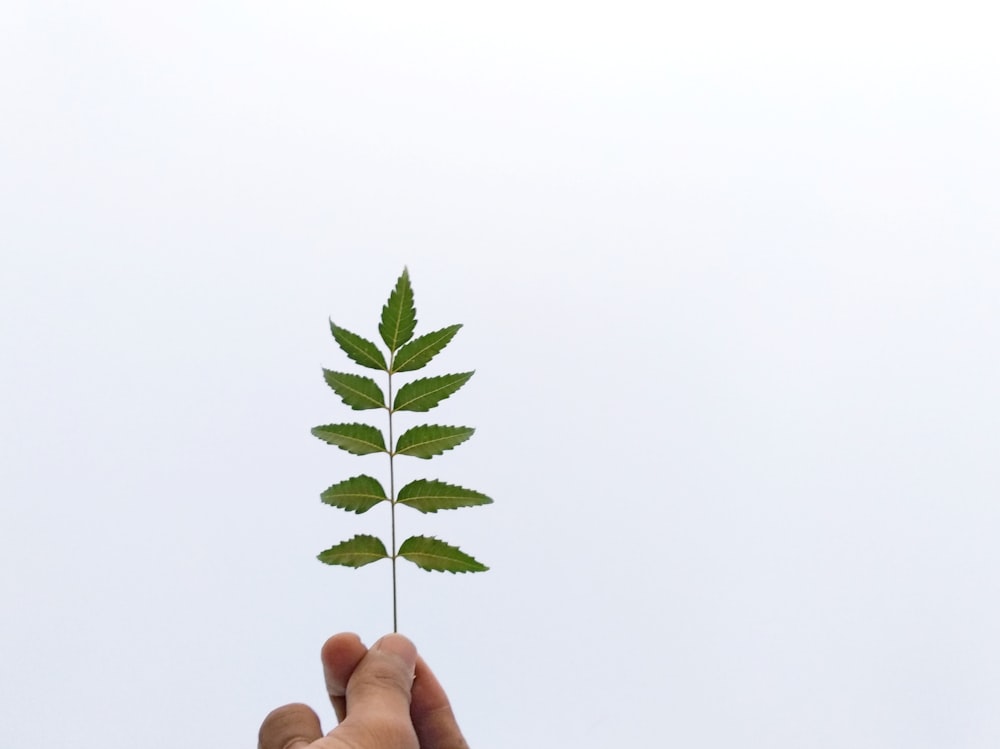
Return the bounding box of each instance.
[258,633,470,749]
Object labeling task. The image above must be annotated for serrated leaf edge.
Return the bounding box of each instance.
[397,535,489,573]
[321,474,389,514]
[394,424,475,458]
[392,324,462,373]
[323,369,386,410]
[311,423,387,455]
[379,267,417,352]
[392,371,474,412]
[396,478,493,513]
[329,321,388,371]
[317,534,390,568]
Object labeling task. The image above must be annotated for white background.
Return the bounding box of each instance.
[2,1,999,746]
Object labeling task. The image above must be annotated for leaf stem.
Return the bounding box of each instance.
[387,359,397,633]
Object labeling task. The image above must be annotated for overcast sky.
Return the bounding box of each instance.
[2,2,999,747]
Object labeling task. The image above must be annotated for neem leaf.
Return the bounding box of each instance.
[395,424,474,458]
[323,370,386,410]
[321,474,388,513]
[393,372,474,413]
[397,479,492,513]
[398,535,488,573]
[312,423,387,455]
[379,268,417,352]
[314,270,492,627]
[330,322,388,371]
[318,534,389,568]
[392,324,462,373]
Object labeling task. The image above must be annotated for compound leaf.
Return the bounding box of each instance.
[379,268,417,352]
[318,534,389,568]
[314,269,492,623]
[393,372,474,413]
[397,479,492,513]
[330,322,388,371]
[321,474,388,514]
[398,535,488,573]
[395,424,474,459]
[323,370,386,410]
[392,324,462,373]
[312,423,387,455]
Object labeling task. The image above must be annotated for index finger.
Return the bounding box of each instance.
[321,632,368,722]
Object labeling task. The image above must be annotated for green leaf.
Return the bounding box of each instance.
[393,372,474,413]
[330,322,388,371]
[318,534,389,568]
[322,370,386,410]
[379,268,417,352]
[397,479,492,513]
[321,475,388,514]
[392,324,462,373]
[312,423,387,455]
[395,424,474,459]
[398,535,488,573]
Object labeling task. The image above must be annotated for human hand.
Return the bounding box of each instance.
[258,633,469,749]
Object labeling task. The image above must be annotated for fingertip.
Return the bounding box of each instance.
[321,632,365,671]
[258,703,322,749]
[371,633,417,673]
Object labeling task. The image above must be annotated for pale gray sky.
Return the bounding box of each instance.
[2,2,999,747]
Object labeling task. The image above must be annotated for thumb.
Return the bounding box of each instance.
[335,634,419,749]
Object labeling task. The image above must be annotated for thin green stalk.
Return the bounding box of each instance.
[387,360,397,633]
